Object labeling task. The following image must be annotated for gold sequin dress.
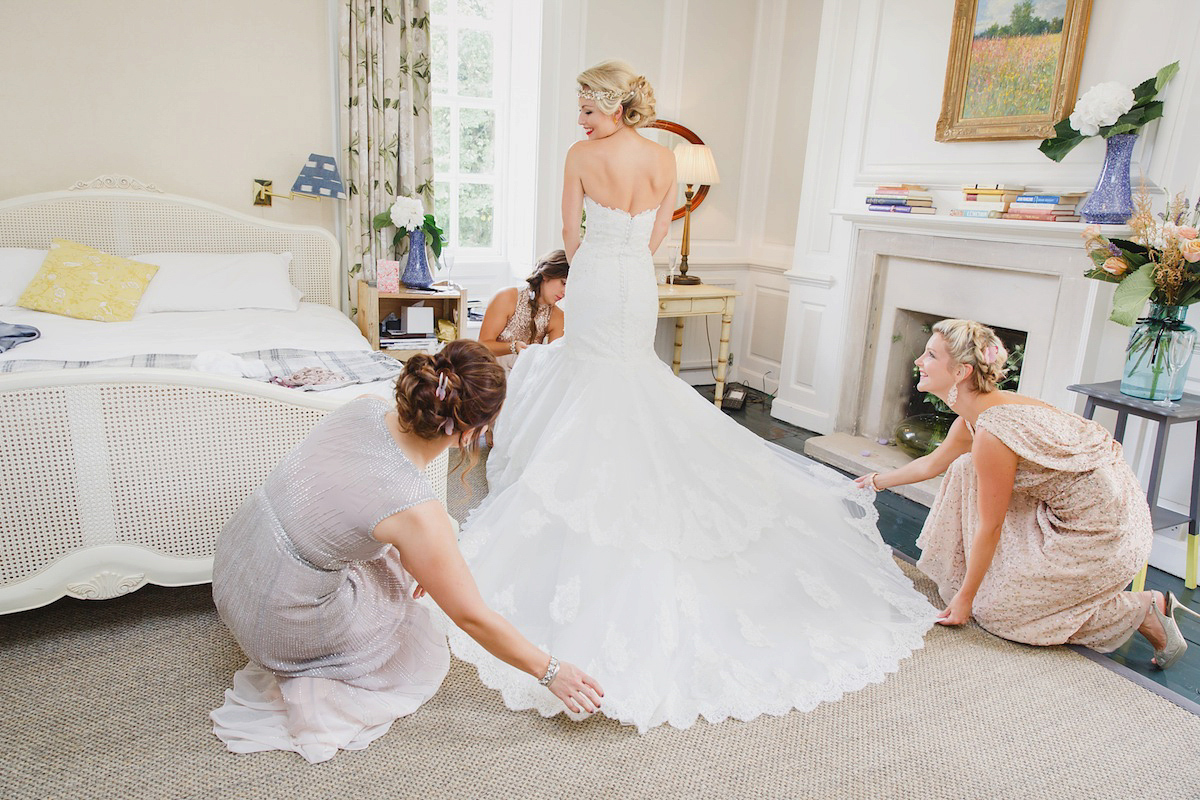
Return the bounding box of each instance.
[495,290,552,372]
[209,397,449,762]
[917,404,1154,651]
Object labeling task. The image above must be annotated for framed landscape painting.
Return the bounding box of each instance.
[935,0,1092,142]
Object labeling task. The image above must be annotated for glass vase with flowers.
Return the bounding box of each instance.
[1082,188,1200,401]
[372,196,446,290]
[1039,62,1179,224]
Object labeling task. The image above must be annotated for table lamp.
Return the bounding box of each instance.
[669,143,720,285]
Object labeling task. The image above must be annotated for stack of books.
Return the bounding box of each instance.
[1001,192,1086,222]
[865,184,935,215]
[380,333,440,353]
[950,185,1025,219]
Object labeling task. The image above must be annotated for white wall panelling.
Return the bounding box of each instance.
[775,0,1200,579]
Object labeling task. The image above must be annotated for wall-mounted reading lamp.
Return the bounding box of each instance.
[253,153,347,206]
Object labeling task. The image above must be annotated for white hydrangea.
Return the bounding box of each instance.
[1068,81,1135,136]
[388,196,426,231]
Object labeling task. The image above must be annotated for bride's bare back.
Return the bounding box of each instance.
[562,127,676,259]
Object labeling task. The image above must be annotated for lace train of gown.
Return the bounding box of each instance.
[442,197,938,733]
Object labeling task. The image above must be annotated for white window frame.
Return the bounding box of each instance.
[431,0,541,289]
[432,0,510,261]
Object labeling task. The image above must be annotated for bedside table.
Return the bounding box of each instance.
[356,280,468,360]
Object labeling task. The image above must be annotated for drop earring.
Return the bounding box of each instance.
[947,384,959,406]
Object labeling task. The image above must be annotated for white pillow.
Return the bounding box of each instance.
[0,248,49,306]
[132,252,301,313]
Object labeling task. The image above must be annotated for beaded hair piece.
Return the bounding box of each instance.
[577,86,630,103]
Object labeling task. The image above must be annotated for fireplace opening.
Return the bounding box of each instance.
[890,310,1028,457]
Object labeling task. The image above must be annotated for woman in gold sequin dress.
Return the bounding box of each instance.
[858,319,1194,668]
[478,250,568,372]
[210,341,602,763]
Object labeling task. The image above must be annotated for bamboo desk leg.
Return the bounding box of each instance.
[714,307,734,408]
[672,319,684,376]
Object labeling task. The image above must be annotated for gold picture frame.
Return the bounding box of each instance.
[935,0,1092,142]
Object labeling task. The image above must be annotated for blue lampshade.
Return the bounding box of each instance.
[291,153,347,199]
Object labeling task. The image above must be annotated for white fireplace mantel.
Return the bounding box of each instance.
[833,210,1132,249]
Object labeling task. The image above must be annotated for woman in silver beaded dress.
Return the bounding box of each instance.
[478,250,568,372]
[210,340,602,763]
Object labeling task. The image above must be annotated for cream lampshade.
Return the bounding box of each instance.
[670,144,720,285]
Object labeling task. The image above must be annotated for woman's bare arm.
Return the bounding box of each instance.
[374,502,604,711]
[937,429,1017,625]
[857,416,973,490]
[546,306,566,343]
[562,144,585,262]
[477,288,520,357]
[648,152,677,255]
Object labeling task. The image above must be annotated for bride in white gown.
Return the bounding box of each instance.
[444,61,938,733]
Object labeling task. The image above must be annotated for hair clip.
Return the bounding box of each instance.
[435,372,449,401]
[440,418,455,435]
[983,345,1000,364]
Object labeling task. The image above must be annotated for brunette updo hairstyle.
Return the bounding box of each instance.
[932,319,1009,394]
[576,60,656,128]
[394,340,505,474]
[523,249,569,341]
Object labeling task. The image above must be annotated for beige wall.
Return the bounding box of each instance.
[0,0,337,234]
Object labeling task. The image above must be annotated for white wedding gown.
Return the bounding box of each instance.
[444,197,938,732]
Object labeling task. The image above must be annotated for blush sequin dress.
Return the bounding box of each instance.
[917,404,1154,651]
[210,397,449,763]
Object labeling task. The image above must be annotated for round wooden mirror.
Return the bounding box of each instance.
[644,120,711,221]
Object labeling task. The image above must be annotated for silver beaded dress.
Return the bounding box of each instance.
[210,396,450,763]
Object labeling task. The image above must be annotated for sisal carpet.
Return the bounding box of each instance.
[3,456,1200,799]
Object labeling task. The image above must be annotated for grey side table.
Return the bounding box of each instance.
[1067,380,1200,590]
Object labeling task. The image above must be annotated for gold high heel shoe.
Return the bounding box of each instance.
[1150,592,1198,670]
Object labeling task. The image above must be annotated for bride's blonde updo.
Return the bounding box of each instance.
[576,60,656,128]
[932,319,1009,393]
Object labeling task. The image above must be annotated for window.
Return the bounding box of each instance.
[431,0,510,257]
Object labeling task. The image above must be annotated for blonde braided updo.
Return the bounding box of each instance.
[931,319,1008,394]
[576,60,656,128]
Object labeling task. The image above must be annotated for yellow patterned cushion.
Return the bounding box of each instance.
[17,240,159,322]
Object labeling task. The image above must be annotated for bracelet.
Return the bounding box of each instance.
[538,655,559,686]
[509,340,518,355]
[866,472,880,492]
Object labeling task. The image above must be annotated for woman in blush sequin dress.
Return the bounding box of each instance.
[210,341,602,763]
[858,319,1194,668]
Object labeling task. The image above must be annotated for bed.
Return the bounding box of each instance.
[0,177,445,614]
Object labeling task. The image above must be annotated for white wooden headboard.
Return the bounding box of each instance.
[0,177,341,308]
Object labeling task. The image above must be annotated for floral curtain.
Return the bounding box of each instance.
[339,0,435,305]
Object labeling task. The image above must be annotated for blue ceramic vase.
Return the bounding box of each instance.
[1120,304,1196,401]
[401,228,434,289]
[1079,133,1138,225]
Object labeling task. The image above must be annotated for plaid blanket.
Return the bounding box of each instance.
[0,348,405,391]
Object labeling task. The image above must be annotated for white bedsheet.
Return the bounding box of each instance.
[0,302,397,401]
